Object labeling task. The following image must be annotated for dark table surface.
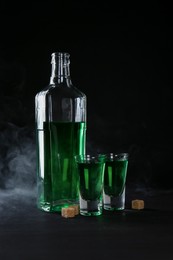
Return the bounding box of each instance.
[0,187,173,260]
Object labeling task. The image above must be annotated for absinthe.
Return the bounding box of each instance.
[35,52,87,213]
[37,121,86,212]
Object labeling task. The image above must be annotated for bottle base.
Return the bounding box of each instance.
[37,200,79,213]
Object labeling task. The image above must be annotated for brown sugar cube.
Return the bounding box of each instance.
[69,205,79,215]
[61,207,75,218]
[131,199,144,210]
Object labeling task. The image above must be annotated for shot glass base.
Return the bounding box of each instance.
[80,211,102,216]
[103,189,125,211]
[103,204,125,211]
[79,198,102,216]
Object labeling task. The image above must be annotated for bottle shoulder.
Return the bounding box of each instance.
[35,85,53,98]
[72,85,86,98]
[36,83,86,99]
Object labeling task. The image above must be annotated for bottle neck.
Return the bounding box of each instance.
[49,52,71,85]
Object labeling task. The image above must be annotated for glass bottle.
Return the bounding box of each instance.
[35,52,87,212]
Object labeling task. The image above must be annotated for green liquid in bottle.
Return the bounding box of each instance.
[36,122,86,212]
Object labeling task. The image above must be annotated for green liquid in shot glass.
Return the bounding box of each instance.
[104,159,128,197]
[78,162,105,201]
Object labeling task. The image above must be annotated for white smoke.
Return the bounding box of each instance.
[0,122,36,192]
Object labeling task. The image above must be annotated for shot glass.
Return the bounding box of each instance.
[103,153,128,211]
[75,154,106,216]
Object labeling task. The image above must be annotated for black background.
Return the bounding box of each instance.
[0,1,173,193]
[1,2,173,260]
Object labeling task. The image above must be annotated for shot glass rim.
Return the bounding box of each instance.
[75,153,106,163]
[106,152,129,161]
